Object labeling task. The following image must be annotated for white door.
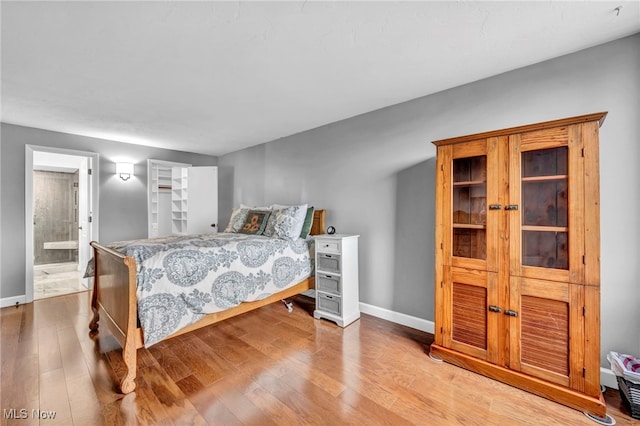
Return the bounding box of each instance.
[185,166,218,234]
[77,156,92,287]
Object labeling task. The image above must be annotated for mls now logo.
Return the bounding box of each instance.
[3,409,57,420]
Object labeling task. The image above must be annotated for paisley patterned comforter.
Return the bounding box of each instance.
[103,233,314,347]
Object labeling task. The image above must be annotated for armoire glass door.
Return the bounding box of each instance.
[452,155,487,260]
[520,147,568,270]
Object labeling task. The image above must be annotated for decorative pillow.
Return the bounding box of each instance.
[263,204,308,240]
[299,206,315,238]
[224,207,250,233]
[238,210,271,235]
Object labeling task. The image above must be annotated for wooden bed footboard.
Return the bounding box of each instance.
[89,209,325,394]
[89,241,139,393]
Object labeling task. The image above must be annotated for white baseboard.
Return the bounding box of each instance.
[0,295,26,308]
[601,367,619,390]
[359,302,435,334]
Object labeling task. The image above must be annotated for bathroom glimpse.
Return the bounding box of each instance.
[33,170,86,299]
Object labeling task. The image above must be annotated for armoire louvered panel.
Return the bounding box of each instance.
[520,295,569,377]
[452,282,487,350]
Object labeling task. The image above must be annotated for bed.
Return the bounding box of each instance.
[88,208,325,394]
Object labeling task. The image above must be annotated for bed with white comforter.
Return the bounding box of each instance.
[101,232,314,346]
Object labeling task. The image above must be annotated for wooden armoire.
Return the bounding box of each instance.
[430,112,607,418]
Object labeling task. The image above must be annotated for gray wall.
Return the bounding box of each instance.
[0,123,217,299]
[220,34,640,365]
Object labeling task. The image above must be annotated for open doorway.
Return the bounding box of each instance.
[25,146,99,302]
[33,167,82,299]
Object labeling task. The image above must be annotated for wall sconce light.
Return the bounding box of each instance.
[116,162,134,181]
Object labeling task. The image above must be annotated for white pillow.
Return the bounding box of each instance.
[263,204,308,240]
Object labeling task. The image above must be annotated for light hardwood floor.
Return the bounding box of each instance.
[1,291,637,425]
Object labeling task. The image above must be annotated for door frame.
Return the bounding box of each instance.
[25,145,100,302]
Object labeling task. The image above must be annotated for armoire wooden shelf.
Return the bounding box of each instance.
[430,112,608,419]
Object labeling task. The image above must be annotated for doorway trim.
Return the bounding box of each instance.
[25,145,100,303]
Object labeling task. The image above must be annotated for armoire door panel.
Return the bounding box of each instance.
[451,150,489,269]
[520,295,570,383]
[443,267,488,354]
[445,137,501,272]
[508,128,586,284]
[452,281,487,350]
[443,268,501,362]
[509,277,584,388]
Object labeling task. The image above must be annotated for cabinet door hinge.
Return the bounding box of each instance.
[583,368,586,378]
[88,168,93,175]
[581,148,585,157]
[440,327,444,334]
[440,281,444,288]
[441,164,444,171]
[583,306,586,316]
[582,255,585,264]
[441,242,444,250]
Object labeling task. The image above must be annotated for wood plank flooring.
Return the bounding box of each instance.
[1,291,637,425]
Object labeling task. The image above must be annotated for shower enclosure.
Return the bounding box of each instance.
[33,170,79,264]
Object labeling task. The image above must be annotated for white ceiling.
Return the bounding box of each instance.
[2,1,639,157]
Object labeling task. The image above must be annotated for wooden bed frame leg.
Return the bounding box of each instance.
[88,273,100,333]
[88,308,99,334]
[120,339,137,394]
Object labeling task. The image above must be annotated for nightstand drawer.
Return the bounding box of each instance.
[317,253,341,274]
[317,274,341,295]
[317,292,341,315]
[316,240,341,254]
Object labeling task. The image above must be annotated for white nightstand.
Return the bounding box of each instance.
[313,234,360,327]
